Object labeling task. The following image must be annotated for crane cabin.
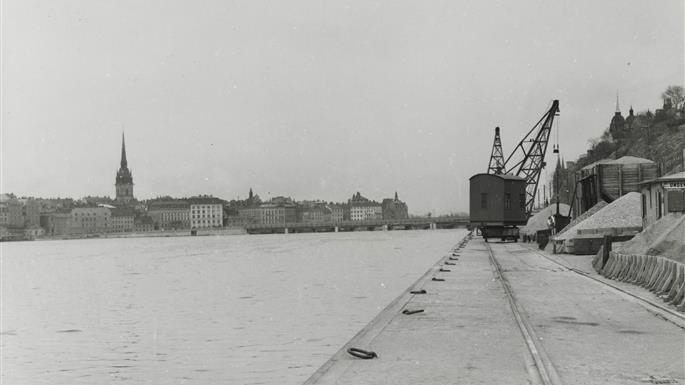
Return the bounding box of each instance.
[469,173,528,241]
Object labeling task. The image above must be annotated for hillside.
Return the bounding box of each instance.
[612,120,685,174]
[573,101,685,175]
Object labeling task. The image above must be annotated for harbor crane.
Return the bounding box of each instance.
[487,100,560,216]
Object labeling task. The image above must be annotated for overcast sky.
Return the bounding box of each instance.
[2,0,683,214]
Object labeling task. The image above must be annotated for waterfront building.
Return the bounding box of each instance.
[40,209,71,236]
[329,203,350,222]
[0,202,8,227]
[236,207,260,225]
[110,208,135,232]
[300,204,332,223]
[22,198,41,227]
[148,200,190,229]
[382,192,409,220]
[134,215,155,232]
[115,133,134,205]
[256,203,298,225]
[349,192,382,221]
[6,199,23,227]
[640,171,685,228]
[188,196,224,229]
[69,207,111,235]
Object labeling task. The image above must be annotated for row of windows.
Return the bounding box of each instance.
[77,217,103,222]
[162,213,187,218]
[191,205,221,210]
[480,193,526,209]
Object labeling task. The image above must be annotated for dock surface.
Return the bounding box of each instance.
[305,237,685,385]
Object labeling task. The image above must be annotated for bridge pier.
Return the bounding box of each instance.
[430,223,437,230]
[284,227,289,234]
[382,225,388,231]
[334,226,339,233]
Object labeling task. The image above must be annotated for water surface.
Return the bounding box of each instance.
[1,229,464,384]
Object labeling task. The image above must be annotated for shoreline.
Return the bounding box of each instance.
[6,227,248,243]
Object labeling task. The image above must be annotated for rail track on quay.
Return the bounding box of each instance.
[305,235,683,385]
[524,246,685,329]
[486,241,685,385]
[484,242,563,385]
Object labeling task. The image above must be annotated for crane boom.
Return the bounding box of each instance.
[503,100,560,215]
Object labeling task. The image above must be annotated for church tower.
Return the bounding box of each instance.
[115,132,134,204]
[609,93,625,140]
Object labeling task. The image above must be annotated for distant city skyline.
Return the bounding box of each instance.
[2,0,683,214]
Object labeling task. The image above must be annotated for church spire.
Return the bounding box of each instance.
[115,131,134,204]
[615,91,621,113]
[120,132,128,169]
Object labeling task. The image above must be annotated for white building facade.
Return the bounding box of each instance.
[350,203,383,221]
[189,197,224,229]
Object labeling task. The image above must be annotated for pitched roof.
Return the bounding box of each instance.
[582,156,654,170]
[111,208,136,217]
[186,196,224,205]
[148,200,190,210]
[640,171,685,185]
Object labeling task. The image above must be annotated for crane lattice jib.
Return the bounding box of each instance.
[503,100,559,215]
[487,126,505,174]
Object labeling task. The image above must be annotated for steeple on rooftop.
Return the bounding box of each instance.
[115,131,134,203]
[120,132,128,169]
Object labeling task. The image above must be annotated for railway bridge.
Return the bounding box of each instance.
[244,216,469,234]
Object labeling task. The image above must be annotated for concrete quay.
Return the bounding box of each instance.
[304,237,685,385]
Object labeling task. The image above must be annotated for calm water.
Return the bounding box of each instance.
[1,229,464,385]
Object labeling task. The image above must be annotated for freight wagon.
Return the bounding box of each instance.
[469,173,528,242]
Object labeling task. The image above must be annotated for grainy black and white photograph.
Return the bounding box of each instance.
[1,1,684,384]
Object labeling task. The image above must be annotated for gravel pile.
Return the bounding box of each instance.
[555,201,608,238]
[520,203,571,236]
[555,192,642,241]
[614,213,685,262]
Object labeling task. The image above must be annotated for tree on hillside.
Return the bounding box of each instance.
[662,85,684,110]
